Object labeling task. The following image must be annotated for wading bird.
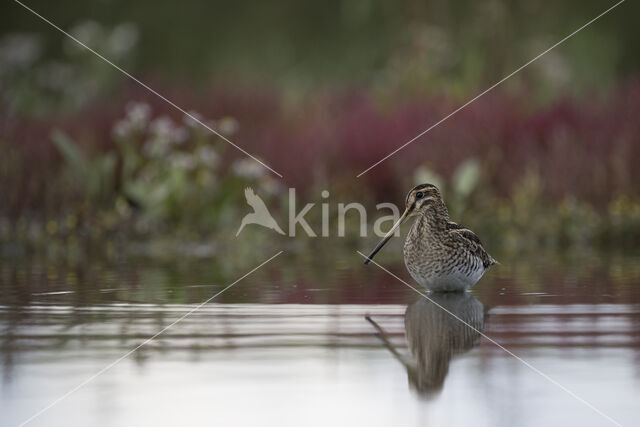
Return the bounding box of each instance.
[364,184,497,292]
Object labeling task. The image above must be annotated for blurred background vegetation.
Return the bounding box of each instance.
[1,0,640,261]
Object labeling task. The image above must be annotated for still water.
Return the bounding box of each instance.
[1,249,639,426]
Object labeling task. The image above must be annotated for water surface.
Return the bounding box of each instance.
[1,250,639,426]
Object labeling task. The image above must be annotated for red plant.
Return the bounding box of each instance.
[2,77,640,220]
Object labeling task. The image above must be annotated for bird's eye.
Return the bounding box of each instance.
[416,192,423,199]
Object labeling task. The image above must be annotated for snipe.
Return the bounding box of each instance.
[364,183,497,292]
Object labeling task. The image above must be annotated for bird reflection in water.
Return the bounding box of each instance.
[367,293,485,398]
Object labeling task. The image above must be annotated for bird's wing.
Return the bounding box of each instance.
[244,187,269,212]
[446,221,483,245]
[447,221,496,268]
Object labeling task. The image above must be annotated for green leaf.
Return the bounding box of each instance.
[51,129,86,177]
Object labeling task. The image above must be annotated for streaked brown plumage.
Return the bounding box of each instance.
[364,183,497,292]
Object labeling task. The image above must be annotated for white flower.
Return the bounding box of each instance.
[217,117,238,135]
[171,152,197,170]
[0,34,41,69]
[197,145,219,167]
[149,116,174,142]
[126,102,151,130]
[66,21,103,55]
[183,111,204,128]
[261,177,282,196]
[232,158,265,179]
[172,127,189,144]
[112,119,133,139]
[108,23,139,57]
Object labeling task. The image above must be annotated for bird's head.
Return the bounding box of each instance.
[403,183,445,216]
[364,183,445,264]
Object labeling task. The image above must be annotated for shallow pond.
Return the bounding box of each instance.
[1,248,639,426]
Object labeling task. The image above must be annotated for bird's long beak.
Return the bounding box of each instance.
[364,207,411,264]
